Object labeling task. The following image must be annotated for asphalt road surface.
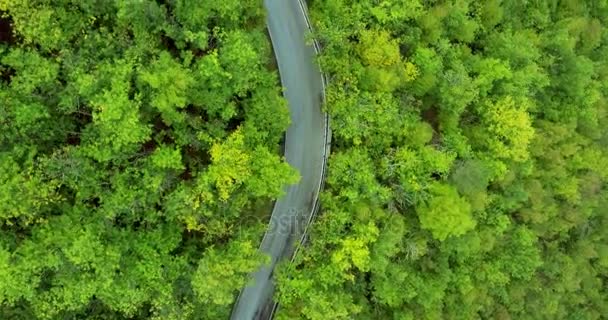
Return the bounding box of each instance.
[230,0,328,319]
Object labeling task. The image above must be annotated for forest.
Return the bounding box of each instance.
[0,0,607,320]
[0,0,298,319]
[274,0,608,319]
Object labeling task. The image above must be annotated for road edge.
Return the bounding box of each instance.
[267,0,331,317]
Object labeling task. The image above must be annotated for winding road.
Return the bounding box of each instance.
[230,0,329,319]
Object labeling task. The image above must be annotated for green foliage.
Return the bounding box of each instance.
[0,0,294,318]
[275,0,608,319]
[417,183,475,241]
[2,0,608,318]
[140,52,194,125]
[192,240,267,313]
[0,153,60,224]
[477,96,535,162]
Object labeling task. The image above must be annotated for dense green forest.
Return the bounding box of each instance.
[275,0,608,319]
[1,0,607,320]
[0,1,299,319]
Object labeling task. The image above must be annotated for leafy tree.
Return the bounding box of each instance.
[0,0,295,318]
[417,183,475,241]
[474,96,535,162]
[140,52,194,125]
[192,239,267,313]
[275,1,608,319]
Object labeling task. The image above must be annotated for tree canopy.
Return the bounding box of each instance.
[0,0,297,319]
[275,0,608,319]
[1,0,607,319]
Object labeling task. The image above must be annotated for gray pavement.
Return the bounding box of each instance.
[230,0,327,319]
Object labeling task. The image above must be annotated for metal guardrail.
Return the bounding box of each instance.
[267,0,331,317]
[290,0,330,265]
[230,0,331,317]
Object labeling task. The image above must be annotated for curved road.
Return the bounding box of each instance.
[230,0,329,319]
